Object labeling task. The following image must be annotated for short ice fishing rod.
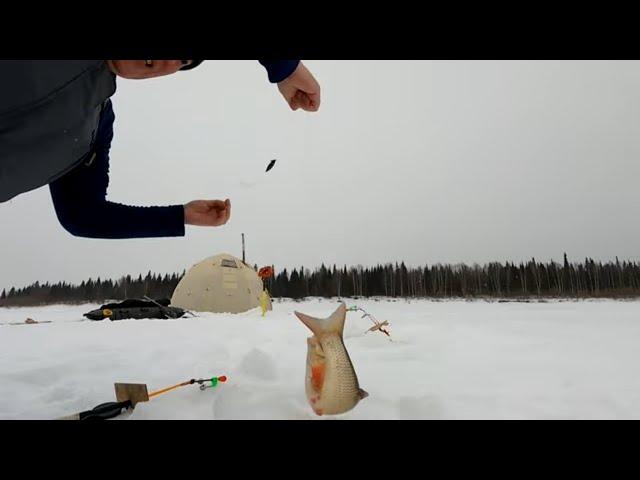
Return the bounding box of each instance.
[57,375,228,420]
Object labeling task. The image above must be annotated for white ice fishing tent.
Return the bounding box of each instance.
[171,253,264,314]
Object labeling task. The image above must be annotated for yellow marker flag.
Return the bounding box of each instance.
[259,290,271,317]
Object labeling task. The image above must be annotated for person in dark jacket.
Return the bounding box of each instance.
[0,59,321,239]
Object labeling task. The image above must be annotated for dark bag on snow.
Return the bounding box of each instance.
[83,298,187,321]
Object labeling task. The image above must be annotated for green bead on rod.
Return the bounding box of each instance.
[200,375,227,389]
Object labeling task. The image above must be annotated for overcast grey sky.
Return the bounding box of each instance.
[2,60,640,290]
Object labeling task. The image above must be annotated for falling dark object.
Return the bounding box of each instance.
[265,159,277,172]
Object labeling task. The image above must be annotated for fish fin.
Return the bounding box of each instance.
[307,336,326,358]
[358,388,369,400]
[295,311,324,337]
[294,302,347,337]
[327,302,347,336]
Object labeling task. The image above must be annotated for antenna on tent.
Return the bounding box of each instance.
[242,233,246,264]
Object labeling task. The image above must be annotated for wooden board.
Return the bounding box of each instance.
[114,383,149,406]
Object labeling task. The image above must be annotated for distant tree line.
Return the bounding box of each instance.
[0,272,184,307]
[265,254,640,299]
[3,254,640,307]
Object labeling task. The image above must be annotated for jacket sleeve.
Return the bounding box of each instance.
[258,60,300,83]
[177,60,300,83]
[49,101,186,239]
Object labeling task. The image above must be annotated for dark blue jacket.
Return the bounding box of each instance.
[0,61,116,202]
[49,60,300,239]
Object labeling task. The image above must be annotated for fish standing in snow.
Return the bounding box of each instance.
[294,302,368,416]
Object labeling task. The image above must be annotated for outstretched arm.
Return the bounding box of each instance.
[49,101,230,239]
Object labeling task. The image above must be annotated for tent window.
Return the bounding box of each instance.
[221,259,238,268]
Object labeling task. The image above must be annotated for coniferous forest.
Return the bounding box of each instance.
[3,254,640,307]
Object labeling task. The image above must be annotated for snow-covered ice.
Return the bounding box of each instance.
[1,298,639,419]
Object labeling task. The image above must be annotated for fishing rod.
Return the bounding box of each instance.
[346,305,392,337]
[57,375,227,420]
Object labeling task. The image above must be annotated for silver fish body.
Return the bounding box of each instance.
[295,302,368,416]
